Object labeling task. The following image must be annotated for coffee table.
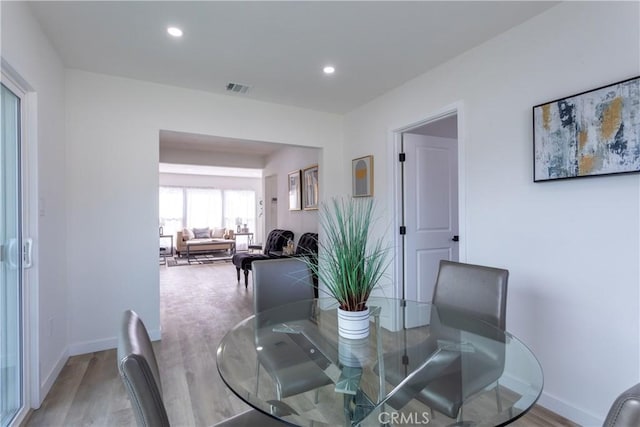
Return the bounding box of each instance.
[186,239,235,263]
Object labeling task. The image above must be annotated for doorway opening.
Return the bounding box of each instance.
[156,129,321,281]
[393,108,463,323]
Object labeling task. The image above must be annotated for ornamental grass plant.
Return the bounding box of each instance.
[306,197,389,312]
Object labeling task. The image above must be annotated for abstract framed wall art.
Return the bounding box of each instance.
[352,155,374,197]
[288,170,301,210]
[533,76,640,182]
[302,165,319,210]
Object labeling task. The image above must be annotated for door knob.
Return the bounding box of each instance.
[451,235,459,242]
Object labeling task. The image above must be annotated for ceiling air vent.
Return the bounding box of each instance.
[226,82,251,94]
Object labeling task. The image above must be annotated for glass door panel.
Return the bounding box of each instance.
[1,83,23,427]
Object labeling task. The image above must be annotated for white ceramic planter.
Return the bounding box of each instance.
[337,307,370,339]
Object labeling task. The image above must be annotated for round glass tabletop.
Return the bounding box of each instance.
[216,297,543,426]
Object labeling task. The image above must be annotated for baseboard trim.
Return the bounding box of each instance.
[68,328,162,356]
[149,328,161,341]
[500,374,602,426]
[537,391,602,426]
[39,347,69,407]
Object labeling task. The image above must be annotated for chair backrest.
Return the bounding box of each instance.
[263,229,294,254]
[432,260,509,332]
[253,258,316,329]
[295,233,319,297]
[117,310,170,427]
[604,383,640,427]
[253,257,315,313]
[295,232,318,256]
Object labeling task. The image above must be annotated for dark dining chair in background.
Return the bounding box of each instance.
[232,229,293,288]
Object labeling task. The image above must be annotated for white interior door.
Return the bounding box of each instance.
[403,132,458,327]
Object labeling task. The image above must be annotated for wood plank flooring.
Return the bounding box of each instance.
[23,262,578,427]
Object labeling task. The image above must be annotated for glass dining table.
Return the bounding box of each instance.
[216,297,543,426]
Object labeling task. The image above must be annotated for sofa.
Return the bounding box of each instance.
[175,227,236,256]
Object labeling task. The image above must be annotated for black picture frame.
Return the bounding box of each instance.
[533,76,640,182]
[302,165,318,210]
[288,170,301,211]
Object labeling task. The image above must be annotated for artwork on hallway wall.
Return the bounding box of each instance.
[352,155,374,197]
[288,170,302,211]
[533,76,640,182]
[302,165,319,210]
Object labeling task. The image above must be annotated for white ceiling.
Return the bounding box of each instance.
[28,1,557,114]
[411,115,458,139]
[158,129,285,171]
[159,162,262,178]
[159,129,283,156]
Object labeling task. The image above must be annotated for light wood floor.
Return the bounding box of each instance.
[23,262,578,427]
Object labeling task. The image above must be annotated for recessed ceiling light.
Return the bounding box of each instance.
[167,27,183,37]
[323,66,335,75]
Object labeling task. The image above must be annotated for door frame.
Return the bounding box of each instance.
[1,62,39,422]
[264,174,278,240]
[388,102,467,307]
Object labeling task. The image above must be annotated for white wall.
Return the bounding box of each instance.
[1,1,68,405]
[263,145,321,241]
[343,2,640,425]
[65,70,342,354]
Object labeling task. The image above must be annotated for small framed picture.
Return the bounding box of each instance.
[302,165,319,210]
[288,170,302,210]
[352,155,374,197]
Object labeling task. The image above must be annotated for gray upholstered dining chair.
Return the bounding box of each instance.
[603,383,640,427]
[382,260,509,420]
[266,232,319,298]
[117,310,284,427]
[252,258,333,399]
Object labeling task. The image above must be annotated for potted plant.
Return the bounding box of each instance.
[305,197,389,339]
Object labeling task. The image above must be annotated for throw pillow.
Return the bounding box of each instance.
[193,227,210,239]
[212,227,226,238]
[183,228,195,240]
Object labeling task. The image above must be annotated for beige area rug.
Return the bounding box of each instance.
[166,253,233,266]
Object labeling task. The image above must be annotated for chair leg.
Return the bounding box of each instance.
[244,270,250,288]
[495,381,503,413]
[236,267,240,282]
[255,360,261,396]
